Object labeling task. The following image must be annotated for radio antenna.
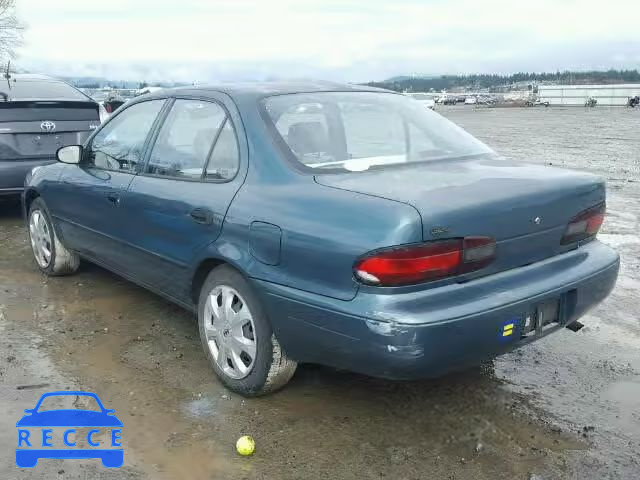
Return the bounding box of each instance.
[4,61,12,89]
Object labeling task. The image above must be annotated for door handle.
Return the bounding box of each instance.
[190,208,214,225]
[106,192,120,205]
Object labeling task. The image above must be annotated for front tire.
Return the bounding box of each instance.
[28,198,80,276]
[197,265,297,396]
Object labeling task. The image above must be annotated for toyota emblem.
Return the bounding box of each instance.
[40,121,56,133]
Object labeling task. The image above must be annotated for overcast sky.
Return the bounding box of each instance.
[16,0,640,83]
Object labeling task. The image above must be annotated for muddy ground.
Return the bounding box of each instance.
[1,106,638,480]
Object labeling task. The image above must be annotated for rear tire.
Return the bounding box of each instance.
[197,265,297,396]
[27,198,80,276]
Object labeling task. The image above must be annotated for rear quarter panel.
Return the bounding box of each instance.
[221,180,424,300]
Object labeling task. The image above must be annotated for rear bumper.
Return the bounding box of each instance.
[257,240,619,379]
[0,158,55,193]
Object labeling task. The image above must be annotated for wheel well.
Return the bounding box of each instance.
[24,189,40,213]
[191,258,227,304]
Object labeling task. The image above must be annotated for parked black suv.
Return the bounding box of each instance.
[0,74,102,196]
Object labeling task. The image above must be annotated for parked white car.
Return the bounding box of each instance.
[407,92,436,109]
[136,86,164,96]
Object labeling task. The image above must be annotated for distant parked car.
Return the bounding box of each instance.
[476,95,497,106]
[0,74,101,197]
[23,82,619,396]
[407,92,436,109]
[525,99,550,107]
[90,91,126,117]
[135,86,163,96]
[103,94,126,114]
[464,96,477,105]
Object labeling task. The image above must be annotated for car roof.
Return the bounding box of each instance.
[143,81,396,102]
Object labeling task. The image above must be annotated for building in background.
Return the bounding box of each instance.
[539,84,640,106]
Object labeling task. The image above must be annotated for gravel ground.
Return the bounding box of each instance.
[0,106,638,479]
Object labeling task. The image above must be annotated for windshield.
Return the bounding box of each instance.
[263,92,494,172]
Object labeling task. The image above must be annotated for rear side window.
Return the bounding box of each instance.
[147,99,239,181]
[88,100,164,172]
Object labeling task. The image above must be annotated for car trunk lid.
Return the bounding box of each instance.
[315,156,606,277]
[0,101,100,161]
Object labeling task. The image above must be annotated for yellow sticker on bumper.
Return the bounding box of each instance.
[502,323,514,337]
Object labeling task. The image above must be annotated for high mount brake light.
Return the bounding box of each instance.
[561,202,605,245]
[354,236,496,287]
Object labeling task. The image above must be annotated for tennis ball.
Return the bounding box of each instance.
[236,435,255,456]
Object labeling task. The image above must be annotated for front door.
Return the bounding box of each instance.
[54,99,166,269]
[118,97,245,300]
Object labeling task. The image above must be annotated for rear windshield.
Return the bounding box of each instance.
[3,78,89,101]
[263,92,494,172]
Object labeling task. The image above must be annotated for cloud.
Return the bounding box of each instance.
[15,0,640,82]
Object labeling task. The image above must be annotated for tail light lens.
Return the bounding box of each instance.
[561,202,605,245]
[354,236,496,287]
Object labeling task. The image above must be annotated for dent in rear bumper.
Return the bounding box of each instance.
[256,241,619,379]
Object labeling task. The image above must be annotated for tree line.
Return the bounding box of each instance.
[0,0,22,62]
[366,69,640,92]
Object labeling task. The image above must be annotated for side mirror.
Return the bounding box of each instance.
[57,145,82,164]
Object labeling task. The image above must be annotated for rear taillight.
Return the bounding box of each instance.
[354,236,496,286]
[561,202,605,245]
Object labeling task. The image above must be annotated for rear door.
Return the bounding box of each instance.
[54,99,166,268]
[119,96,245,299]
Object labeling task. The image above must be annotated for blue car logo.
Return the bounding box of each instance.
[16,391,123,468]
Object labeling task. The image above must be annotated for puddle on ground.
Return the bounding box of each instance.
[603,380,640,424]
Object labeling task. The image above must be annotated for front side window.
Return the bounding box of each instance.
[87,100,164,172]
[263,92,494,173]
[146,99,227,179]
